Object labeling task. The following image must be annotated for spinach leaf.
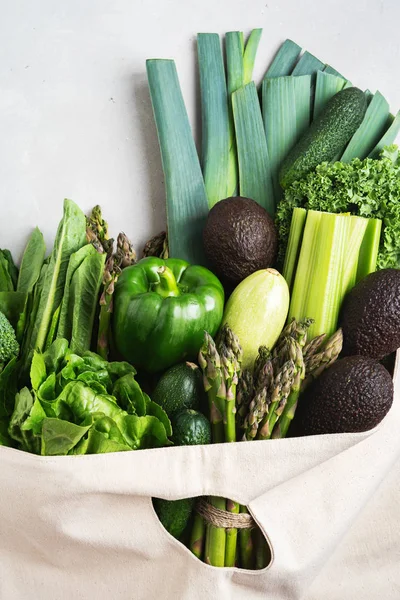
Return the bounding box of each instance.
[8,387,41,453]
[17,227,46,293]
[24,199,86,362]
[0,252,15,292]
[0,291,28,329]
[0,357,18,418]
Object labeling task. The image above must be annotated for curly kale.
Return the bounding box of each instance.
[0,311,19,367]
[276,145,400,270]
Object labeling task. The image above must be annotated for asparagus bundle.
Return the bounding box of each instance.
[194,325,243,567]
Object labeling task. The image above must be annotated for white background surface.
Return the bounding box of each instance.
[1,0,400,259]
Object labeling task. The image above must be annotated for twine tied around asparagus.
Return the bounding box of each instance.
[195,499,256,530]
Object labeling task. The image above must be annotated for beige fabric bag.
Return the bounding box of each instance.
[1,355,400,600]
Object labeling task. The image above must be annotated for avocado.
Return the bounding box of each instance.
[171,409,212,446]
[296,356,393,435]
[152,362,205,417]
[153,497,195,539]
[203,196,278,287]
[340,268,400,359]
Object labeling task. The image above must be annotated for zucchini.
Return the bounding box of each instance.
[279,87,367,189]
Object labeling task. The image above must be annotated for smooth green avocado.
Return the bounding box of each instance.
[341,268,400,359]
[296,356,393,435]
[203,196,278,287]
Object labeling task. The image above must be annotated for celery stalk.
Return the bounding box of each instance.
[197,34,230,208]
[146,60,209,264]
[232,82,275,215]
[341,216,368,297]
[356,219,382,283]
[288,211,349,339]
[282,207,307,291]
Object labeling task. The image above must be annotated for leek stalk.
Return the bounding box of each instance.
[226,29,263,197]
[232,82,275,215]
[197,34,230,208]
[146,59,209,264]
[341,91,390,162]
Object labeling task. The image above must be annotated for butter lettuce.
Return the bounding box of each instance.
[8,338,171,455]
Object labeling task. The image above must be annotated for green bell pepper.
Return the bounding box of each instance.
[113,257,224,372]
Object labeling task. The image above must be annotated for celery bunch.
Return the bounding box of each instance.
[285,209,381,340]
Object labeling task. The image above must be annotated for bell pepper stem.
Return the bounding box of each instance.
[153,266,180,298]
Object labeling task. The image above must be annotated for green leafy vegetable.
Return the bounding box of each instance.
[17,227,46,293]
[276,146,400,270]
[0,251,15,292]
[8,339,171,455]
[57,244,105,355]
[22,199,86,368]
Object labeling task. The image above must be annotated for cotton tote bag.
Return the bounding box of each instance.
[1,355,400,600]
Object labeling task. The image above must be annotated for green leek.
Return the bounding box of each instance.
[291,50,324,83]
[369,111,400,158]
[197,34,230,207]
[232,82,274,215]
[341,91,390,162]
[313,71,346,120]
[226,29,263,197]
[146,59,209,264]
[263,39,301,78]
[323,64,345,79]
[262,76,310,199]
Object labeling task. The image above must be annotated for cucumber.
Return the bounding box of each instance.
[279,87,367,189]
[152,361,205,417]
[153,410,211,539]
[171,409,212,446]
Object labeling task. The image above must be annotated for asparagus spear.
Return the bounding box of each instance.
[217,325,243,568]
[190,510,206,560]
[301,328,343,391]
[199,333,226,567]
[272,328,342,439]
[86,205,114,256]
[142,231,169,258]
[236,370,254,435]
[97,233,136,360]
[256,358,296,440]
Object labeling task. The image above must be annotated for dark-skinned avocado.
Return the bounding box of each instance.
[203,196,278,287]
[296,356,393,435]
[340,268,400,359]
